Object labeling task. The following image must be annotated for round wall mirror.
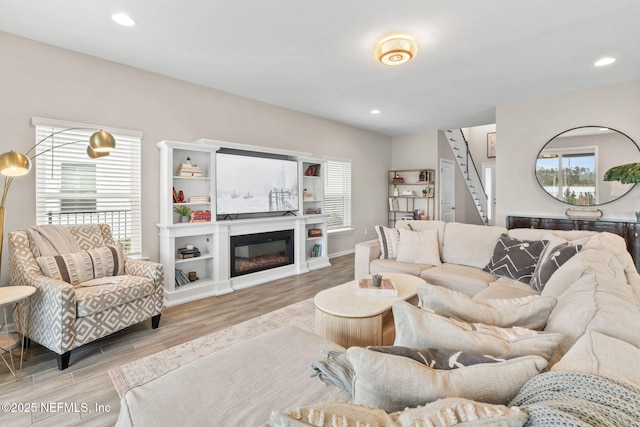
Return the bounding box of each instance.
[535,126,640,206]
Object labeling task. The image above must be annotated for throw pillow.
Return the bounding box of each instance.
[270,398,528,427]
[375,225,400,259]
[483,234,548,284]
[417,282,557,329]
[36,244,124,285]
[529,243,582,293]
[36,251,95,285]
[348,346,547,412]
[87,244,125,278]
[395,228,441,265]
[368,345,520,369]
[392,300,563,360]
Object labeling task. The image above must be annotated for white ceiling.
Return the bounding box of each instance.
[1,0,639,136]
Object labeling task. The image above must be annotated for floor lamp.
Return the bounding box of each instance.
[0,128,116,279]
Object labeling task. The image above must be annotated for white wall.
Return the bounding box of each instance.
[0,32,391,283]
[496,80,640,227]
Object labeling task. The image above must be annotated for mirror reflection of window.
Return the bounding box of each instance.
[535,126,640,206]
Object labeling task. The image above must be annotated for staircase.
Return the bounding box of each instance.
[445,129,488,224]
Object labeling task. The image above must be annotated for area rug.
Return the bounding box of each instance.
[109,297,315,397]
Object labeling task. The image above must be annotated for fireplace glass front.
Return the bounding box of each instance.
[230,229,294,277]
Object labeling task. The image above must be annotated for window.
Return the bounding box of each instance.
[323,159,352,231]
[33,118,142,255]
[536,146,597,205]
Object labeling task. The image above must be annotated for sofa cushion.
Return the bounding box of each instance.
[396,228,441,265]
[550,331,640,387]
[348,346,547,412]
[370,258,431,276]
[392,300,562,360]
[417,282,557,329]
[543,249,640,365]
[420,263,497,297]
[483,234,548,284]
[374,225,400,259]
[75,275,156,317]
[441,222,507,268]
[270,398,528,427]
[473,277,539,299]
[529,243,582,292]
[36,244,125,286]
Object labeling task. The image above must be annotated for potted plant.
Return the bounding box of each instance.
[174,205,192,222]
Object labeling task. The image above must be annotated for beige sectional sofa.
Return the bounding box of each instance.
[117,221,640,426]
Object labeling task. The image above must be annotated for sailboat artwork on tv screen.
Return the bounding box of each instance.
[216,152,299,215]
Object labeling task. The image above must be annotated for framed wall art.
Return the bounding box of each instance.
[487,132,496,158]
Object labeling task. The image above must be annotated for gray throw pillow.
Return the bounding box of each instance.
[368,345,520,369]
[483,234,548,284]
[529,243,582,292]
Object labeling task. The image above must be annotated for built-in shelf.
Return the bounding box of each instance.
[157,141,331,306]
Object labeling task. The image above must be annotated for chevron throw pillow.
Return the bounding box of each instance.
[483,234,548,284]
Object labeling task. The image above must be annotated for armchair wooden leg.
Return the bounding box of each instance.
[57,351,71,370]
[151,314,161,329]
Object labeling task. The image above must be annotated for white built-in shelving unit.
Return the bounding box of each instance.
[157,140,330,306]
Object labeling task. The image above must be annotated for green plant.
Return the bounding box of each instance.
[174,206,192,216]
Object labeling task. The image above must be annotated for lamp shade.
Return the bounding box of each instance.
[89,131,116,153]
[87,145,109,159]
[0,151,31,177]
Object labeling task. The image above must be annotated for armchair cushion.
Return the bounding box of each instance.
[75,275,157,317]
[35,244,124,285]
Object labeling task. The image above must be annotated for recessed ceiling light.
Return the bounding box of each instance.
[112,13,136,27]
[375,34,417,66]
[370,109,381,115]
[594,57,615,67]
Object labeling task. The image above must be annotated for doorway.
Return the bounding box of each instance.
[439,159,455,222]
[482,162,496,226]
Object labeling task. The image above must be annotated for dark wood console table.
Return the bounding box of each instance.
[506,215,640,272]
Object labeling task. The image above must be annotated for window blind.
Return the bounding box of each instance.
[34,121,142,255]
[323,160,352,231]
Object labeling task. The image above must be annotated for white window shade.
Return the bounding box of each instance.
[324,160,352,231]
[34,122,142,255]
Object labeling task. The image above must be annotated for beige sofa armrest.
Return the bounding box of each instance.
[124,258,164,291]
[354,239,380,280]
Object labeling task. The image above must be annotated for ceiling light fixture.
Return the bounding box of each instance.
[112,13,136,27]
[370,109,381,115]
[594,57,615,67]
[375,34,417,66]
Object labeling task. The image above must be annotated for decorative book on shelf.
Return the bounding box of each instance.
[357,278,398,297]
[308,228,322,238]
[190,210,212,222]
[177,159,202,177]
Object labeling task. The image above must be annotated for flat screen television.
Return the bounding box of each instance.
[216,152,299,216]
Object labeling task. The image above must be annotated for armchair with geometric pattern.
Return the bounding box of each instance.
[8,224,164,370]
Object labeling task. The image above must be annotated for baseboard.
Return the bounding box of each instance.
[328,248,354,259]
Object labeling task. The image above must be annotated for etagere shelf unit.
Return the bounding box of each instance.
[387,169,436,228]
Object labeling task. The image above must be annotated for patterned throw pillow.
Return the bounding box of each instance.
[483,234,548,284]
[374,225,400,259]
[270,398,528,427]
[348,346,547,412]
[36,244,124,285]
[368,346,519,369]
[529,243,582,292]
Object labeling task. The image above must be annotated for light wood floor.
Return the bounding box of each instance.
[0,254,354,426]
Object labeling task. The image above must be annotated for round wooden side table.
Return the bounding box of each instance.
[0,286,36,379]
